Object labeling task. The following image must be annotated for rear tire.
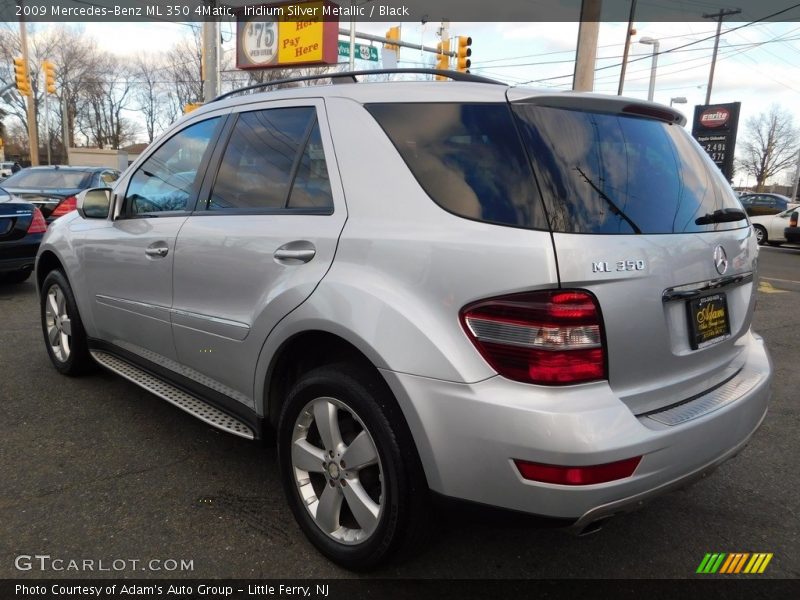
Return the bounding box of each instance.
[277,362,429,570]
[40,270,94,375]
[754,225,767,245]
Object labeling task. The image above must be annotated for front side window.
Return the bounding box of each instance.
[124,118,220,216]
[207,107,332,212]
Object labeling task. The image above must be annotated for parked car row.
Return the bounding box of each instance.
[0,165,120,284]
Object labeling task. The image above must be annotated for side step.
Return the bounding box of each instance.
[90,350,255,440]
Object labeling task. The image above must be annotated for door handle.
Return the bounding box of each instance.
[145,242,169,258]
[274,241,316,264]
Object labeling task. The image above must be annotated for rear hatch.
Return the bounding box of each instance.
[508,91,756,414]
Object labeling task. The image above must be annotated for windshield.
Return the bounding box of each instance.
[511,104,748,234]
[2,169,93,189]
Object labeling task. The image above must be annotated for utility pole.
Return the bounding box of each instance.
[617,0,637,95]
[702,8,741,105]
[18,10,39,165]
[201,0,219,102]
[573,0,601,91]
[62,90,69,165]
[791,148,800,203]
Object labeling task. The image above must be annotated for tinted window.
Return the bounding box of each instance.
[3,169,92,188]
[512,105,747,234]
[287,122,333,209]
[208,107,319,210]
[124,118,220,215]
[366,103,548,230]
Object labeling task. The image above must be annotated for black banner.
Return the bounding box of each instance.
[2,579,799,600]
[691,102,742,182]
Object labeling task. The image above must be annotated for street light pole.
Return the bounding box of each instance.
[639,37,659,102]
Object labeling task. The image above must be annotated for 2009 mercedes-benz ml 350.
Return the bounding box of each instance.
[36,71,771,569]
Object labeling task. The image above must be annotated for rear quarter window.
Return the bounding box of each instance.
[365,103,548,230]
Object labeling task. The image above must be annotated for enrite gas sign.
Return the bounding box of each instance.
[691,102,741,181]
[236,1,340,69]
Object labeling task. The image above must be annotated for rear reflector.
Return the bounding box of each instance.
[460,290,606,385]
[514,456,642,485]
[27,207,47,234]
[51,195,77,218]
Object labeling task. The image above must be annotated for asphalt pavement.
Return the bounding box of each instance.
[0,249,798,580]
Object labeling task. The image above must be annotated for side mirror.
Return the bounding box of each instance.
[77,188,111,219]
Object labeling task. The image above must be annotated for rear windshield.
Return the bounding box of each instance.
[2,169,92,189]
[365,103,548,230]
[512,104,747,234]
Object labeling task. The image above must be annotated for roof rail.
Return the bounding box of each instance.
[210,68,504,103]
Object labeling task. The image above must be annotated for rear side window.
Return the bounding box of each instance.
[366,103,548,230]
[207,107,333,212]
[512,105,747,234]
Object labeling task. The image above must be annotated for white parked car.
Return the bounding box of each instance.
[750,206,800,245]
[0,161,16,179]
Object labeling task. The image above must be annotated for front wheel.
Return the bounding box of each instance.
[754,225,767,245]
[40,270,94,375]
[277,363,429,570]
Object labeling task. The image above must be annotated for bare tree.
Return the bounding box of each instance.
[163,30,203,122]
[737,104,800,191]
[133,53,168,143]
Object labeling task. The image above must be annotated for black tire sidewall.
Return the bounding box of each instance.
[277,364,414,570]
[40,270,91,375]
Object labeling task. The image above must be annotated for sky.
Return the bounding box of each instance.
[35,16,800,187]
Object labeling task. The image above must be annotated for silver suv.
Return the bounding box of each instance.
[36,70,771,569]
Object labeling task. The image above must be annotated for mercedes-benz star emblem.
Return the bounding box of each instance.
[713,245,728,275]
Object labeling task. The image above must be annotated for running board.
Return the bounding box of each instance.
[90,350,255,440]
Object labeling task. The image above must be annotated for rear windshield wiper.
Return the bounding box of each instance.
[575,167,642,234]
[694,208,747,225]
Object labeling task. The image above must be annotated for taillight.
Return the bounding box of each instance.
[791,212,798,228]
[514,456,641,485]
[460,290,606,385]
[50,195,77,218]
[27,207,47,234]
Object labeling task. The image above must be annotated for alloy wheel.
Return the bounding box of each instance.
[44,284,72,362]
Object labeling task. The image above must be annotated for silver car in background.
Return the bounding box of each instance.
[35,71,771,569]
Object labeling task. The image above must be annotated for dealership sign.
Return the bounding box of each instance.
[691,102,741,181]
[236,1,340,69]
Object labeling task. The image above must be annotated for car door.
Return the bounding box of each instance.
[77,116,225,363]
[171,100,347,408]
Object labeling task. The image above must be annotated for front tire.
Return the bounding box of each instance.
[754,225,767,245]
[40,270,93,375]
[277,363,429,570]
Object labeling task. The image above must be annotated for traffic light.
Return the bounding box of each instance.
[456,36,472,72]
[13,57,31,96]
[385,26,400,52]
[43,60,56,94]
[435,39,450,78]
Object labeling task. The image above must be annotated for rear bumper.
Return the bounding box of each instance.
[380,329,771,520]
[0,235,41,273]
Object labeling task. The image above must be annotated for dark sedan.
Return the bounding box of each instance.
[785,211,800,244]
[0,166,120,222]
[0,187,47,284]
[738,192,794,217]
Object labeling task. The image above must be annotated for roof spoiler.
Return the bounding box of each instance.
[506,89,687,126]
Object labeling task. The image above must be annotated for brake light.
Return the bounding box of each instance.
[26,207,47,234]
[514,456,642,485]
[50,195,77,218]
[791,212,798,228]
[460,290,606,385]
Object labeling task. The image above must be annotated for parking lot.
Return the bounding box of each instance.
[1,248,798,580]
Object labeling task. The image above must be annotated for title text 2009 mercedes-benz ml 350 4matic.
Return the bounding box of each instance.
[36,70,771,569]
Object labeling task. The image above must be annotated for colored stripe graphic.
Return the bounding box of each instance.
[699,553,773,574]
